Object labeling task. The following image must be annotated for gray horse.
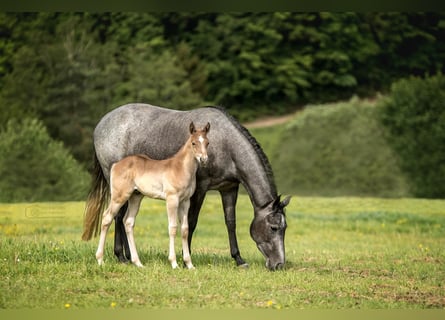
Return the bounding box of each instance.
[82,104,290,270]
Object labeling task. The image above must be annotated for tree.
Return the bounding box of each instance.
[356,13,445,94]
[379,74,445,198]
[2,12,445,165]
[0,14,122,164]
[116,43,204,109]
[0,118,89,202]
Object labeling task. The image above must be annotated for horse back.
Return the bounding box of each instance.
[95,104,241,190]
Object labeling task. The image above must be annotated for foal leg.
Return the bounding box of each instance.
[96,201,123,265]
[179,199,194,269]
[166,195,179,269]
[124,194,144,267]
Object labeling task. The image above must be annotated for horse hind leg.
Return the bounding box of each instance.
[124,193,144,267]
[114,202,131,263]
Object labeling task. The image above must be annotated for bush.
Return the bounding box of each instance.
[379,74,445,198]
[0,118,89,202]
[253,98,410,197]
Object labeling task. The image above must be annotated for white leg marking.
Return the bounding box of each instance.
[96,201,122,265]
[166,196,179,269]
[124,194,144,267]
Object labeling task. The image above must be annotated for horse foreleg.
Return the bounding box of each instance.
[187,190,206,252]
[123,194,144,267]
[179,199,194,269]
[96,201,122,265]
[166,195,179,269]
[220,186,248,267]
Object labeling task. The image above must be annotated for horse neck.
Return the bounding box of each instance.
[234,135,277,213]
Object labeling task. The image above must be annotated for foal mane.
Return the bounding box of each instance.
[207,106,278,196]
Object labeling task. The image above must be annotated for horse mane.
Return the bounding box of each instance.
[207,106,278,196]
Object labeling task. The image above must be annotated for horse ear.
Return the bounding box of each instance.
[280,195,291,208]
[204,122,210,133]
[273,195,291,210]
[189,122,196,134]
[272,196,281,209]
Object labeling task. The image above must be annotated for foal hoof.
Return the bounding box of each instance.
[133,261,144,268]
[96,257,104,266]
[183,261,195,270]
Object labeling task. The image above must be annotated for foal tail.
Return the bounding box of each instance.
[81,153,109,241]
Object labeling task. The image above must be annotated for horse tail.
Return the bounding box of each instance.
[82,152,109,241]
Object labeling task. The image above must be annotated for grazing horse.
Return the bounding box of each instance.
[93,122,210,269]
[82,104,290,271]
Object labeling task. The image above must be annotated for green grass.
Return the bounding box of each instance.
[1,195,444,309]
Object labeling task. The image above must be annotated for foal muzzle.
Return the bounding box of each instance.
[198,155,208,166]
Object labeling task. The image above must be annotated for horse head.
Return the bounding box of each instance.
[250,195,291,271]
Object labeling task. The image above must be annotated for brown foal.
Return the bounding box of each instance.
[95,122,210,269]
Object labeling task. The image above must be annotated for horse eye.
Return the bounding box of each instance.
[192,142,196,146]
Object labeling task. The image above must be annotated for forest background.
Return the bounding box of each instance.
[0,12,444,201]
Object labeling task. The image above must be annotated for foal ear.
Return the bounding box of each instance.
[189,122,196,134]
[204,122,211,133]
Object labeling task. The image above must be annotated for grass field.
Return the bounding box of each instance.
[1,195,444,309]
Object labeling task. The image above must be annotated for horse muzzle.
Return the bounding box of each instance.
[257,243,285,271]
[198,155,209,166]
[267,260,285,271]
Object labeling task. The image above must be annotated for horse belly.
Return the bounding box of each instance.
[135,177,166,200]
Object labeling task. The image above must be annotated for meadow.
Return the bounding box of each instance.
[0,194,444,309]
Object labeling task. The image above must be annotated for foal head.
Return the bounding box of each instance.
[189,122,210,165]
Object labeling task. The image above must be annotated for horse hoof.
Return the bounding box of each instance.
[117,256,130,264]
[119,259,130,264]
[238,263,249,269]
[132,260,144,268]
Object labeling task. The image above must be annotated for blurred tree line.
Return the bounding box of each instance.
[0,12,444,201]
[379,74,445,198]
[260,73,445,199]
